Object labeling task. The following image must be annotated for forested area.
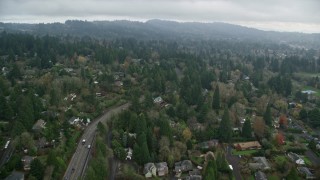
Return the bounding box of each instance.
[0,31,320,179]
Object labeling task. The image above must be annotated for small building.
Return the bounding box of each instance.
[198,139,219,150]
[143,163,156,178]
[185,175,202,180]
[287,152,305,165]
[4,171,24,180]
[297,167,315,179]
[21,156,34,171]
[125,148,133,160]
[249,157,271,170]
[153,97,163,104]
[255,171,267,180]
[155,162,168,177]
[234,141,261,151]
[32,119,46,131]
[174,160,193,173]
[68,117,81,125]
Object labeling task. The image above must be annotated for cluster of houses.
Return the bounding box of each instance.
[232,140,316,179]
[144,160,202,179]
[68,116,91,127]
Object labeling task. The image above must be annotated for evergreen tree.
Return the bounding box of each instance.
[309,108,320,127]
[218,108,232,142]
[30,159,44,180]
[299,108,308,121]
[286,167,299,180]
[140,141,150,164]
[144,92,154,109]
[263,106,272,127]
[204,159,218,180]
[212,85,220,110]
[242,119,252,139]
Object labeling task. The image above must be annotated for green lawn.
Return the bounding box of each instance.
[302,86,320,97]
[303,156,312,166]
[268,175,281,180]
[190,156,204,165]
[231,149,258,156]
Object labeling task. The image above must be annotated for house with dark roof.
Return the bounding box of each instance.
[255,171,267,180]
[249,157,271,170]
[155,162,168,177]
[174,160,193,173]
[32,119,46,131]
[5,171,24,180]
[297,167,315,179]
[198,139,219,150]
[21,156,34,171]
[287,152,305,165]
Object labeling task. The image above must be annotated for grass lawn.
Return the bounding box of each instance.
[274,155,288,163]
[268,175,281,180]
[231,149,258,156]
[190,156,204,165]
[303,156,312,166]
[302,85,320,97]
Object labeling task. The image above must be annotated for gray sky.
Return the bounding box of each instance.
[0,0,319,33]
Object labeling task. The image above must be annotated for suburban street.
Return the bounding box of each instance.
[63,103,130,180]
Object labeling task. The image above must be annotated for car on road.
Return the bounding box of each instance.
[82,139,86,145]
[87,145,91,149]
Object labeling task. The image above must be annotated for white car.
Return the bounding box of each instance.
[87,145,91,149]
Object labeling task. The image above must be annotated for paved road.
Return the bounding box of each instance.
[63,103,130,180]
[226,146,242,180]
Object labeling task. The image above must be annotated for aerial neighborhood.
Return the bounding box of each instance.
[0,20,320,180]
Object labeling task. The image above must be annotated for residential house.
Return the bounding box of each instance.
[249,157,271,170]
[36,137,52,149]
[198,139,219,151]
[174,160,193,173]
[125,148,133,160]
[234,141,261,151]
[21,156,34,171]
[32,119,46,132]
[68,117,81,125]
[185,175,202,180]
[287,152,305,165]
[155,162,168,177]
[114,81,123,87]
[5,171,24,180]
[143,163,156,178]
[254,171,267,180]
[153,97,163,104]
[297,167,315,179]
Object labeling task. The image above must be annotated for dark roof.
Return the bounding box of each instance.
[5,171,24,180]
[255,171,267,180]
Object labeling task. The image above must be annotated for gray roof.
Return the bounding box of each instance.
[255,171,267,180]
[297,167,315,179]
[252,157,271,169]
[175,160,193,172]
[143,163,155,174]
[5,171,24,180]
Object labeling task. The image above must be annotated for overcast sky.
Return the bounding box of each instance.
[0,0,319,33]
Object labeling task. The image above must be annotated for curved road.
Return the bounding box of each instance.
[63,103,130,180]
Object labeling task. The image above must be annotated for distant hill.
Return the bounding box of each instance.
[0,19,319,48]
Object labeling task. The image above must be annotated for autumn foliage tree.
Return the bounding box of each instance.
[275,132,285,146]
[279,115,288,129]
